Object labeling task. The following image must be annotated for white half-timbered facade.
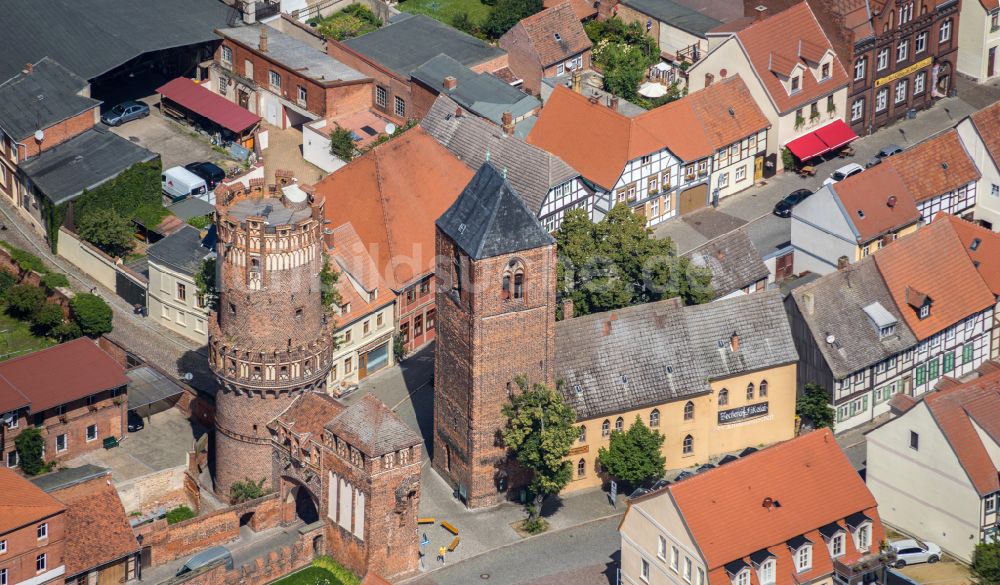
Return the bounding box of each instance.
[713,129,769,199]
[539,177,603,232]
[917,182,978,222]
[610,147,712,227]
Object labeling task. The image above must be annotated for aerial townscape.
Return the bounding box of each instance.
[5,0,1000,584]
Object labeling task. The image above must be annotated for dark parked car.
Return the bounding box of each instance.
[866,144,904,168]
[773,189,813,217]
[127,411,144,433]
[101,101,149,126]
[184,162,226,189]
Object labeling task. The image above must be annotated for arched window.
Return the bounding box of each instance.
[759,380,768,397]
[683,435,694,455]
[514,272,524,299]
[649,409,660,428]
[719,388,729,406]
[601,419,610,436]
[683,401,694,421]
[502,260,525,300]
[615,417,624,432]
[502,274,511,298]
[578,425,587,443]
[577,458,586,477]
[747,382,755,400]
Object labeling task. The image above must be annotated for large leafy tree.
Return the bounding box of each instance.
[974,542,1000,585]
[797,383,835,430]
[501,376,577,524]
[482,0,542,38]
[76,208,135,258]
[194,257,218,311]
[4,284,45,319]
[555,205,712,318]
[69,293,113,338]
[329,125,356,162]
[15,427,46,475]
[597,415,666,488]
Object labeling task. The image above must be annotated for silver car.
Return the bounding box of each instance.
[890,539,941,568]
[101,101,149,126]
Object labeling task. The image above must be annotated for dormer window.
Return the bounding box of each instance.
[791,76,800,93]
[863,302,897,339]
[821,62,830,80]
[759,560,775,585]
[735,569,750,585]
[855,522,872,551]
[971,238,982,251]
[919,304,930,319]
[905,287,932,319]
[796,545,812,572]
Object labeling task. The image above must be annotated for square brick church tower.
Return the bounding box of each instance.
[432,163,558,508]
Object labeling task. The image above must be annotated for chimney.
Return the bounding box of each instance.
[837,255,850,270]
[571,69,583,93]
[754,5,767,21]
[588,95,600,104]
[802,292,815,315]
[23,62,33,75]
[609,96,619,111]
[730,332,740,353]
[242,0,256,24]
[562,298,574,320]
[258,27,268,53]
[501,111,514,136]
[443,76,458,91]
[323,228,335,250]
[455,107,463,117]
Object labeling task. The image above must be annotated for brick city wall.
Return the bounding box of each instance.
[17,108,98,159]
[117,466,191,515]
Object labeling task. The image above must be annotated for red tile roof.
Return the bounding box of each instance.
[510,3,592,66]
[969,101,1000,169]
[54,473,138,576]
[274,392,345,444]
[312,127,474,289]
[662,429,880,570]
[733,2,849,114]
[940,214,1000,295]
[543,0,597,21]
[924,365,1000,496]
[884,130,980,203]
[0,467,65,534]
[0,338,129,412]
[156,77,259,134]
[328,222,395,325]
[830,163,921,242]
[873,217,996,341]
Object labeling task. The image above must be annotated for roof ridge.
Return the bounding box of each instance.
[370,143,399,275]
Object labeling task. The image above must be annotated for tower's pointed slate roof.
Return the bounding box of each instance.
[436,162,555,260]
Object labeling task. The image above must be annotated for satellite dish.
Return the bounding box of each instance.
[825,334,836,345]
[34,129,44,142]
[182,373,194,381]
[385,123,396,135]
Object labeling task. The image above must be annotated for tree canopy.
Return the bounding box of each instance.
[482,0,542,39]
[69,293,113,338]
[329,125,357,162]
[597,415,665,487]
[797,383,835,430]
[76,208,135,258]
[554,205,712,318]
[194,257,218,311]
[974,542,1000,585]
[586,19,659,102]
[15,427,46,476]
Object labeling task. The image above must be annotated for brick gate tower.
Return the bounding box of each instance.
[432,164,558,508]
[209,175,334,498]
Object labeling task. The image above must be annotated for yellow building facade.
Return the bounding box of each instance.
[855,222,920,260]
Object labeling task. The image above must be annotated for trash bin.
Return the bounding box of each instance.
[906,108,917,119]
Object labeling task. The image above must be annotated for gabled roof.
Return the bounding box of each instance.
[662,429,879,570]
[829,163,921,242]
[0,338,129,413]
[557,290,797,420]
[874,216,996,341]
[620,0,721,35]
[508,3,592,66]
[968,101,1000,170]
[684,230,769,298]
[0,467,65,534]
[922,365,1000,496]
[216,25,366,84]
[52,472,139,576]
[312,127,473,289]
[147,224,214,277]
[941,214,1000,296]
[325,394,421,457]
[436,163,555,260]
[0,58,98,141]
[343,14,506,77]
[327,222,395,325]
[731,2,849,114]
[421,94,579,214]
[884,130,980,203]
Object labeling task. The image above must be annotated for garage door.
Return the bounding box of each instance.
[679,184,709,215]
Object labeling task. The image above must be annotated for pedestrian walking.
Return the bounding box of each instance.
[437,546,447,564]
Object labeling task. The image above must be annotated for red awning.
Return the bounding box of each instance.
[785,131,829,161]
[814,119,859,151]
[156,77,260,134]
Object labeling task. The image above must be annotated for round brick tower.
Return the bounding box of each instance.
[209,174,333,498]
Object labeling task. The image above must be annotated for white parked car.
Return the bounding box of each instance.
[823,163,865,186]
[890,539,942,568]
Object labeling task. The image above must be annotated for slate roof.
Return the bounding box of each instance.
[0,468,65,534]
[325,394,420,457]
[343,14,506,77]
[19,127,157,205]
[790,256,917,379]
[508,3,592,66]
[147,224,214,277]
[740,214,791,261]
[0,58,98,141]
[421,94,579,214]
[685,230,770,298]
[410,54,540,125]
[217,25,366,83]
[52,472,139,577]
[620,0,722,35]
[437,163,556,260]
[0,0,233,82]
[556,290,797,420]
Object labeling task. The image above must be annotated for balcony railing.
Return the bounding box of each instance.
[833,550,895,585]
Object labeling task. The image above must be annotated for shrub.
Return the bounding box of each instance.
[5,284,46,319]
[482,0,542,38]
[311,557,360,585]
[166,506,196,524]
[69,293,113,337]
[15,427,46,476]
[32,303,66,336]
[186,215,212,230]
[40,273,69,291]
[230,478,269,503]
[76,208,135,258]
[0,241,49,274]
[329,125,356,162]
[0,270,17,296]
[73,160,166,233]
[53,320,82,342]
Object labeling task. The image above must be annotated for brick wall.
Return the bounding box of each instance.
[0,509,66,585]
[117,466,191,515]
[17,108,98,160]
[500,24,546,93]
[138,510,240,567]
[325,41,418,123]
[325,83,374,119]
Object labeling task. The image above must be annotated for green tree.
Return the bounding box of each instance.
[53,320,82,342]
[597,415,665,488]
[70,293,113,337]
[393,333,407,362]
[194,257,218,311]
[230,477,269,503]
[482,0,542,38]
[974,542,1000,585]
[555,205,712,318]
[452,12,481,37]
[797,383,835,430]
[320,255,342,308]
[329,125,357,161]
[76,208,135,258]
[0,270,16,295]
[586,18,658,102]
[500,376,577,527]
[4,284,45,320]
[15,427,46,476]
[32,303,66,337]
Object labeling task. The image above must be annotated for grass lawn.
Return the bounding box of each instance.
[399,0,492,26]
[0,312,55,361]
[270,567,354,585]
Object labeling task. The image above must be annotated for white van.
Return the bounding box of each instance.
[162,166,208,202]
